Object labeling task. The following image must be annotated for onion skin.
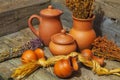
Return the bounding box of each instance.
[21,50,38,64]
[54,59,73,78]
[21,48,45,64]
[81,49,93,60]
[92,56,104,66]
[54,57,79,78]
[34,48,45,59]
[81,49,104,66]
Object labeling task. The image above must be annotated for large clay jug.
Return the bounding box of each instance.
[69,15,96,51]
[28,5,63,46]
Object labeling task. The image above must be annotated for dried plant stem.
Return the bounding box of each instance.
[11,62,40,80]
[0,38,43,62]
[45,52,78,66]
[78,54,120,76]
[66,0,95,19]
[11,52,120,80]
[92,36,120,61]
[11,52,78,79]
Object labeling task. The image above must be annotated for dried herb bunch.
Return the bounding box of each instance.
[11,52,120,80]
[66,0,95,19]
[0,38,43,62]
[92,36,120,61]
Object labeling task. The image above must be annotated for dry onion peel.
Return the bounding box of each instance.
[11,61,40,80]
[78,54,120,76]
[11,52,78,79]
[11,52,120,80]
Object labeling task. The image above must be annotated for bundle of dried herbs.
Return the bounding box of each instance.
[11,52,120,80]
[92,36,120,61]
[0,38,43,62]
[66,0,95,19]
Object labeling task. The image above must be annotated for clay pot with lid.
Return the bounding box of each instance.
[49,30,77,55]
[28,5,63,46]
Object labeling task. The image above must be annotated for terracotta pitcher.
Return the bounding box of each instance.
[28,5,63,46]
[69,15,96,51]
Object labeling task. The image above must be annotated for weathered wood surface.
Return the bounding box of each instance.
[0,1,120,80]
[51,0,120,45]
[0,0,120,36]
[0,0,50,37]
[0,26,120,80]
[95,0,120,19]
[52,0,120,19]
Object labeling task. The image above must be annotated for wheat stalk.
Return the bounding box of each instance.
[11,52,120,80]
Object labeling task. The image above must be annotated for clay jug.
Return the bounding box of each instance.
[69,15,96,51]
[28,5,63,46]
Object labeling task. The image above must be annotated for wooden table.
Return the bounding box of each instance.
[0,47,120,80]
[0,27,120,80]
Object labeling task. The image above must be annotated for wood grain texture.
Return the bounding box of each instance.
[0,0,50,36]
[0,1,120,79]
[95,0,120,19]
[0,26,120,80]
[0,48,120,80]
[52,0,120,19]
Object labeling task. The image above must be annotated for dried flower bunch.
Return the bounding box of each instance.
[92,36,120,61]
[66,0,95,19]
[0,38,43,62]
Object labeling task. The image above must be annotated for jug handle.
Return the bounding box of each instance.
[28,14,41,37]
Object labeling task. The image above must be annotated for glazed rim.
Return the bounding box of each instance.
[72,15,95,21]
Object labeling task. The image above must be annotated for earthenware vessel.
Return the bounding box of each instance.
[69,15,96,51]
[28,5,63,46]
[49,30,77,55]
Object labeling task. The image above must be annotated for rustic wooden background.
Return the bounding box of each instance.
[0,0,120,80]
[0,0,50,37]
[52,0,120,19]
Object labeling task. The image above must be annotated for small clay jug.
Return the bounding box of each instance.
[28,5,63,46]
[49,29,77,55]
[69,15,96,51]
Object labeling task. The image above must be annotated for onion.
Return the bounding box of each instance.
[92,56,104,66]
[54,57,79,78]
[81,49,93,60]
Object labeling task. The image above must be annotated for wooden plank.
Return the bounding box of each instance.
[0,17,120,80]
[0,58,21,79]
[0,0,50,36]
[0,0,49,13]
[52,0,120,19]
[95,0,120,19]
[0,30,38,63]
[0,26,119,79]
[0,47,120,80]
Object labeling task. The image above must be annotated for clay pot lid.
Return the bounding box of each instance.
[51,30,75,45]
[40,5,63,16]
